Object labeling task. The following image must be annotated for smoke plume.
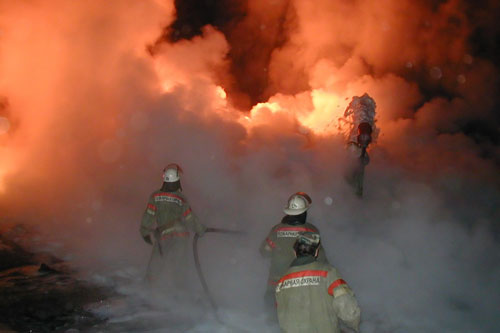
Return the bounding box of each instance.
[0,0,498,331]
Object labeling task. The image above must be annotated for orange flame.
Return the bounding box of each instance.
[237,89,350,137]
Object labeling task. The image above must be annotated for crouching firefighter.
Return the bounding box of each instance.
[259,192,328,317]
[275,232,361,333]
[140,163,206,299]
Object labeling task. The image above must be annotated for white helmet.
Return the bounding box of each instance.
[283,192,312,215]
[162,163,183,183]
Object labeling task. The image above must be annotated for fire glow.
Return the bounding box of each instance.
[154,55,352,137]
[0,2,498,331]
[0,0,496,199]
[240,90,349,135]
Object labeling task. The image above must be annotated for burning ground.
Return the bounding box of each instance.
[0,0,499,332]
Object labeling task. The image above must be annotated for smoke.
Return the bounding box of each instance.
[0,0,498,332]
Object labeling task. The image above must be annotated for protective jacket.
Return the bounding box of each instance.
[276,256,360,333]
[260,217,328,297]
[140,188,206,294]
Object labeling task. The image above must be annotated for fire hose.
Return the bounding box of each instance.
[193,227,244,325]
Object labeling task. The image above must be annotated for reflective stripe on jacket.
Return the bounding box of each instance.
[276,258,360,333]
[140,189,206,239]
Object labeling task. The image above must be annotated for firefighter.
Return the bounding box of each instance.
[140,163,206,299]
[259,192,328,315]
[275,232,361,333]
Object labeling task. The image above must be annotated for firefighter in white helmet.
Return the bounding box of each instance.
[260,192,329,319]
[140,163,206,299]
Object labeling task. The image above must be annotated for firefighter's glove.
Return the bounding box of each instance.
[143,235,153,245]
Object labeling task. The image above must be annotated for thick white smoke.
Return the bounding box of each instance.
[0,0,498,332]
